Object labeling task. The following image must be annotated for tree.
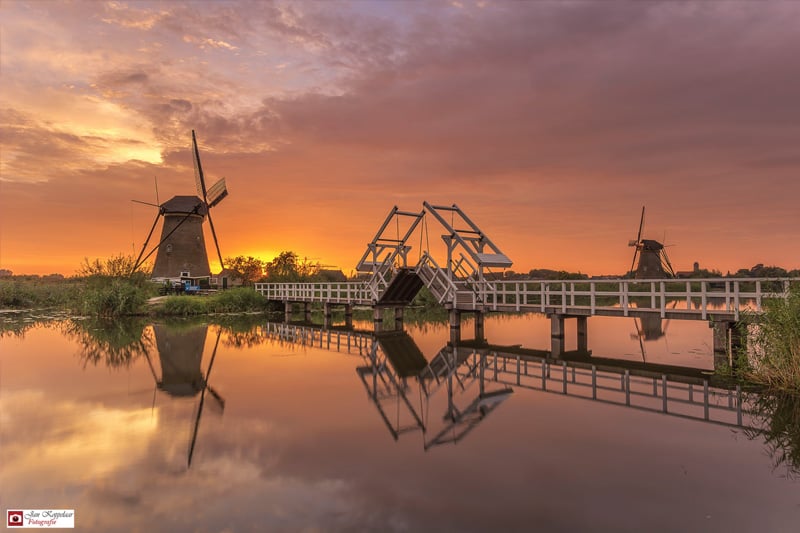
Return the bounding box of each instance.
[224,256,265,286]
[263,252,322,282]
[265,251,300,282]
[297,256,321,281]
[79,253,151,279]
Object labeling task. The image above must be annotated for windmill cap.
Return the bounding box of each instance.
[160,195,207,216]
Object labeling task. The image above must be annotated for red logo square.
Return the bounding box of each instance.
[7,510,23,527]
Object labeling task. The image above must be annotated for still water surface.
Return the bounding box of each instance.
[1,312,798,532]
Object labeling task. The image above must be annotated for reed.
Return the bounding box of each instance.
[741,282,800,391]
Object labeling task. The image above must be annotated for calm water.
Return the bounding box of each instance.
[1,312,798,532]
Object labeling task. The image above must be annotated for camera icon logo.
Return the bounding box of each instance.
[7,510,24,527]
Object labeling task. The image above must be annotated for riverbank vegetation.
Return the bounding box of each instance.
[0,251,335,317]
[735,282,800,392]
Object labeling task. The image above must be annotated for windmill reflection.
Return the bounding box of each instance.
[356,331,514,450]
[143,323,226,468]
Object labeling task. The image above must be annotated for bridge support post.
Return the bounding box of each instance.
[323,303,332,328]
[345,305,353,328]
[304,302,311,322]
[711,320,746,371]
[373,307,383,331]
[394,307,404,329]
[474,311,485,341]
[550,314,564,357]
[284,302,292,323]
[449,309,461,343]
[577,316,588,353]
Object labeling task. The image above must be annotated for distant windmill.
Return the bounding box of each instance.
[628,206,675,279]
[132,130,228,280]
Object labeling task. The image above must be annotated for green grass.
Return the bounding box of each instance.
[0,278,84,309]
[154,287,279,316]
[734,282,800,391]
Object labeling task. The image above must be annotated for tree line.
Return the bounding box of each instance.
[225,252,343,285]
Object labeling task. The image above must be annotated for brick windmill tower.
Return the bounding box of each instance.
[133,131,228,281]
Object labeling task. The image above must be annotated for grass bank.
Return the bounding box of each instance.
[153,287,280,316]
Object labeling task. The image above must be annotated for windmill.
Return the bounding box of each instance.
[132,130,228,281]
[628,206,675,279]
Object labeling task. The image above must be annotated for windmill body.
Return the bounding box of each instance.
[151,196,212,280]
[634,239,671,279]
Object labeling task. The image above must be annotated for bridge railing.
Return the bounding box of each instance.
[254,277,795,319]
[483,278,794,319]
[254,281,374,304]
[416,252,459,305]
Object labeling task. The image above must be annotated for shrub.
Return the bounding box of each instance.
[81,278,151,317]
[209,287,272,313]
[160,296,210,316]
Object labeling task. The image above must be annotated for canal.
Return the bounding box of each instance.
[0,312,797,532]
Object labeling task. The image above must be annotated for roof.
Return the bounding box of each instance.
[161,195,207,216]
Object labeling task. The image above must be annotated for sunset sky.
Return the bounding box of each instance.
[1,0,798,276]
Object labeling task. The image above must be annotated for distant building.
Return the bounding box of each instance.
[213,268,244,289]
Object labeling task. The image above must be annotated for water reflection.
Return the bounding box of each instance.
[356,331,514,449]
[146,322,225,468]
[257,319,800,478]
[2,313,800,530]
[745,392,800,478]
[63,318,151,368]
[4,314,798,480]
[62,318,227,469]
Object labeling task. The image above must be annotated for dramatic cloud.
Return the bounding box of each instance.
[1,1,798,274]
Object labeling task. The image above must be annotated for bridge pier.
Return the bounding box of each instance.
[711,320,746,370]
[449,309,461,344]
[373,307,383,331]
[304,302,311,322]
[446,309,485,343]
[345,304,353,328]
[550,314,565,357]
[474,311,485,341]
[323,303,332,328]
[549,314,590,357]
[284,301,292,322]
[577,316,588,353]
[395,307,404,329]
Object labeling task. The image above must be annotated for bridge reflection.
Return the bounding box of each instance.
[259,321,753,450]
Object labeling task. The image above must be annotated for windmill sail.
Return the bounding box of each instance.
[192,131,207,200]
[190,130,226,271]
[206,177,228,208]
